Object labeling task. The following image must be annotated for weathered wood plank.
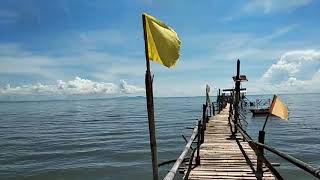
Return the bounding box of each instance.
[184,104,275,180]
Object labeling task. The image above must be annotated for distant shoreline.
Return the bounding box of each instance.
[0,92,319,103]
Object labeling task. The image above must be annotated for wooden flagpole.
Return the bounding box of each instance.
[262,95,276,131]
[262,113,270,131]
[142,14,159,180]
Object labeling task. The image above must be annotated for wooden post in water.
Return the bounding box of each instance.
[142,14,158,180]
[257,130,265,180]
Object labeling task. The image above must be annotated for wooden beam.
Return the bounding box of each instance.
[164,126,198,180]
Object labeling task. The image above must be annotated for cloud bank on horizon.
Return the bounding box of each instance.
[0,0,319,97]
[0,77,144,96]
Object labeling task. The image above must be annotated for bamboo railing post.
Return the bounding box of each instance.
[202,104,207,126]
[257,130,265,180]
[201,119,205,144]
[222,93,225,108]
[196,120,201,165]
[228,103,232,125]
[254,141,320,179]
[234,59,240,134]
[218,89,221,114]
[212,102,215,116]
[205,104,211,123]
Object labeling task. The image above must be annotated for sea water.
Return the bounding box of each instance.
[0,94,319,180]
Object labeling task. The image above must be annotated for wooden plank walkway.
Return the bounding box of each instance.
[187,104,275,180]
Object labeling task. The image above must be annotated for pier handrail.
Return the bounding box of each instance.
[235,123,320,179]
[183,145,198,180]
[163,98,212,180]
[235,124,284,179]
[253,141,320,179]
[163,125,198,180]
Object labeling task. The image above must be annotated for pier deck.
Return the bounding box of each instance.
[187,104,275,180]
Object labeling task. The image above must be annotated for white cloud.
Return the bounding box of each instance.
[259,49,320,93]
[119,80,145,94]
[244,0,312,14]
[0,77,144,96]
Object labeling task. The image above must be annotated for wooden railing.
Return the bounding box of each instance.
[163,58,319,180]
[163,126,198,180]
[253,141,320,179]
[229,97,320,180]
[162,98,216,180]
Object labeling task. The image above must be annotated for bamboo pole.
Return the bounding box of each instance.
[203,104,207,124]
[256,130,265,180]
[234,59,240,134]
[142,14,158,180]
[218,89,221,114]
[212,102,215,116]
[236,124,284,179]
[196,120,201,165]
[163,126,198,180]
[254,141,320,179]
[262,113,270,131]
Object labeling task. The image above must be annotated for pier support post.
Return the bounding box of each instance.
[201,120,205,144]
[257,130,265,180]
[217,89,221,114]
[212,102,215,116]
[234,59,240,134]
[222,93,225,108]
[196,120,201,165]
[203,104,208,125]
[228,103,232,125]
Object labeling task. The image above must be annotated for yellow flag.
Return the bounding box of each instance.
[269,95,289,120]
[143,13,181,68]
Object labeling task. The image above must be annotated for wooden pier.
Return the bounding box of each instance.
[185,104,275,180]
[162,60,320,180]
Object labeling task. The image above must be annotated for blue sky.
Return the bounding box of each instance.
[0,0,320,97]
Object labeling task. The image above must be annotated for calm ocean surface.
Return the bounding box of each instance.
[0,94,319,180]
